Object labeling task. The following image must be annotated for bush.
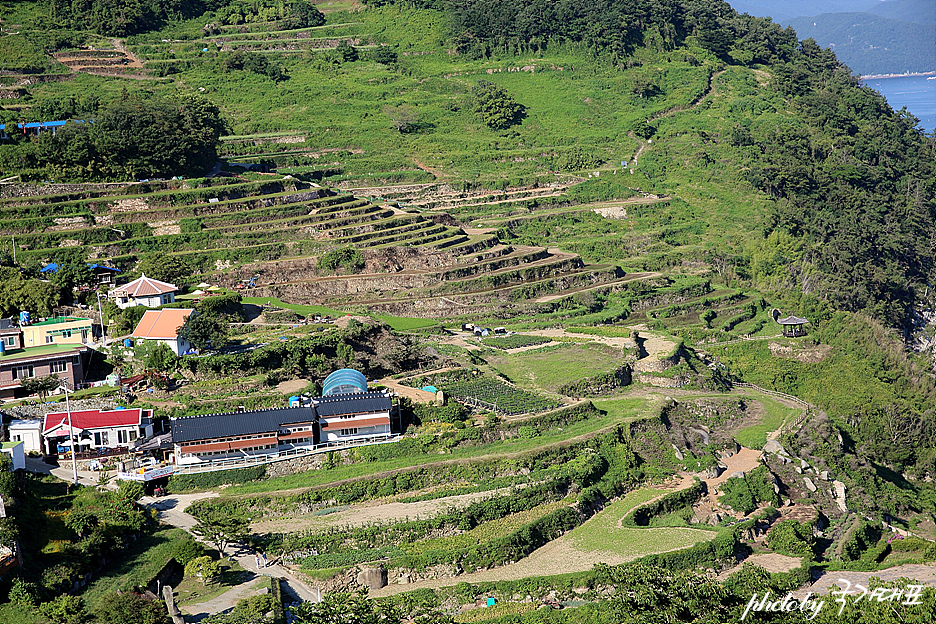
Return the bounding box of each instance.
[171,536,207,565]
[766,519,816,558]
[8,577,39,607]
[185,556,222,585]
[168,465,266,492]
[40,594,89,624]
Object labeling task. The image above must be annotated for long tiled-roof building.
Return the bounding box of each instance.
[170,369,397,468]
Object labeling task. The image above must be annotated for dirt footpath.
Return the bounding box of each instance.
[792,564,936,599]
[252,485,530,533]
[717,554,803,580]
[371,477,702,598]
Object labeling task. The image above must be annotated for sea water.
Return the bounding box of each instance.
[861,75,936,134]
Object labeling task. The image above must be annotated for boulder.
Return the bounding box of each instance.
[706,464,724,479]
[763,440,786,455]
[730,471,745,479]
[357,567,388,590]
[803,477,817,493]
[819,470,830,481]
[672,445,685,461]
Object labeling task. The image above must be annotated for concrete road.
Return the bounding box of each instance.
[142,493,321,616]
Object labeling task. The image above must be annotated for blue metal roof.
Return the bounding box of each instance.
[1,119,88,131]
[40,262,120,274]
[322,368,368,396]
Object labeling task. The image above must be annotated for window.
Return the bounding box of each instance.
[94,431,109,446]
[50,360,68,374]
[118,430,128,444]
[12,365,34,380]
[339,428,359,436]
[129,430,138,441]
[62,329,72,338]
[46,334,55,343]
[3,336,15,347]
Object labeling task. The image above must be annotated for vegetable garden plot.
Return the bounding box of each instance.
[443,377,561,415]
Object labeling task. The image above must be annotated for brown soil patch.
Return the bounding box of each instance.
[768,342,832,363]
[717,553,802,580]
[252,485,524,533]
[276,378,312,395]
[376,377,436,404]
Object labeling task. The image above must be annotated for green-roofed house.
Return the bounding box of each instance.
[0,441,25,471]
[0,318,87,400]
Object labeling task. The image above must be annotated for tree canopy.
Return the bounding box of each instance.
[0,93,226,182]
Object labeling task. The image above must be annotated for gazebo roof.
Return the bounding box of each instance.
[777,315,808,325]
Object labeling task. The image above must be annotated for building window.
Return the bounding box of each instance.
[62,329,72,338]
[46,334,55,343]
[3,336,15,347]
[118,430,128,444]
[129,430,138,441]
[339,428,359,436]
[12,365,34,380]
[94,431,109,446]
[50,360,68,374]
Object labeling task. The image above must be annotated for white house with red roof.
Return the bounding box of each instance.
[42,407,154,454]
[111,274,179,309]
[132,308,195,356]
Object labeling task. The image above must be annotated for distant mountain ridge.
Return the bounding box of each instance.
[726,0,936,74]
[785,12,936,75]
[728,0,935,24]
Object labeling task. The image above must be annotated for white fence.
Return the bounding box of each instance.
[171,435,399,475]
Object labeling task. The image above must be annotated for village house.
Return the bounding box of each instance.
[42,407,154,454]
[111,274,179,309]
[131,308,195,356]
[19,315,94,348]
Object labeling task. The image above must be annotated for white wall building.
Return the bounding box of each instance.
[132,308,195,356]
[8,419,43,454]
[111,274,179,309]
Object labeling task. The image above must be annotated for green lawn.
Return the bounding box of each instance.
[733,394,802,449]
[569,488,715,556]
[81,528,192,609]
[487,343,625,392]
[241,297,438,331]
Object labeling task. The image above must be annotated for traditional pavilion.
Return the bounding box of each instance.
[777,314,809,337]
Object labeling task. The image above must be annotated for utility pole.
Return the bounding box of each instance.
[62,381,79,486]
[96,290,106,347]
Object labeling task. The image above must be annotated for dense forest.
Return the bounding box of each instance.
[0,93,226,180]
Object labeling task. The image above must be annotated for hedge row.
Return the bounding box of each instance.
[621,481,704,527]
[168,465,267,492]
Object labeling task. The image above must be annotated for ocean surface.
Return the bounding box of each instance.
[861,75,936,134]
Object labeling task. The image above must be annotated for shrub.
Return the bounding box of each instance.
[185,556,222,586]
[40,594,89,624]
[766,519,816,558]
[9,577,39,607]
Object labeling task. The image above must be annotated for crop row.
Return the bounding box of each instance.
[443,377,561,415]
